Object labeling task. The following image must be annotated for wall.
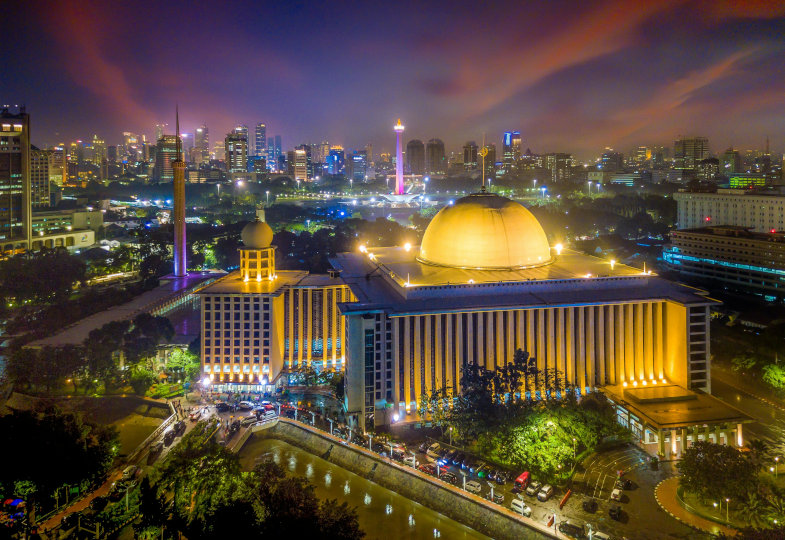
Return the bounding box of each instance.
[242,418,560,540]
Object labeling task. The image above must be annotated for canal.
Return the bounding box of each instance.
[239,438,489,539]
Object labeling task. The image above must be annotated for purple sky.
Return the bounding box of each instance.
[6,0,785,159]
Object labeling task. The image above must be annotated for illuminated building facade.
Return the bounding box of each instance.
[502,131,521,164]
[225,128,248,173]
[394,119,405,194]
[664,226,785,298]
[406,139,424,175]
[199,218,352,392]
[425,139,445,175]
[674,189,785,232]
[154,135,178,182]
[463,141,478,171]
[674,137,709,170]
[30,146,50,207]
[294,145,310,182]
[0,108,31,253]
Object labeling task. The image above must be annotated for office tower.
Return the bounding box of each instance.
[49,144,66,186]
[425,139,446,174]
[212,141,225,162]
[463,141,478,170]
[274,135,282,158]
[193,124,209,165]
[30,146,50,208]
[155,123,168,142]
[0,107,32,250]
[255,123,266,158]
[544,153,575,183]
[154,135,179,182]
[394,119,405,194]
[502,131,521,163]
[107,145,117,163]
[267,137,275,168]
[720,148,742,175]
[600,148,624,172]
[481,144,496,179]
[91,135,106,166]
[351,150,367,182]
[172,109,187,277]
[310,142,330,168]
[225,128,248,173]
[69,141,85,166]
[674,137,709,170]
[364,143,373,165]
[405,139,425,175]
[234,124,249,142]
[327,146,345,175]
[294,145,311,182]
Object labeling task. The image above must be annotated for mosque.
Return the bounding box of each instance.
[199,190,749,457]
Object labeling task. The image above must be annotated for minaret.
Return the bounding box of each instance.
[172,106,187,277]
[394,118,405,195]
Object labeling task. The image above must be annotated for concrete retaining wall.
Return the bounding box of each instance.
[243,418,560,540]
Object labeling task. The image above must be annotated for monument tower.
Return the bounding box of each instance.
[172,107,187,277]
[394,118,405,195]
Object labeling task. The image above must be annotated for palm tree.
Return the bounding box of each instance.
[746,439,771,471]
[738,493,769,528]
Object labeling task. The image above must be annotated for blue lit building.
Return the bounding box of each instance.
[351,151,367,182]
[327,147,345,176]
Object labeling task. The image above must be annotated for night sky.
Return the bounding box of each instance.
[6,0,785,158]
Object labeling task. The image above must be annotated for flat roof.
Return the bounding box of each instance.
[27,272,219,348]
[603,385,751,429]
[198,270,308,295]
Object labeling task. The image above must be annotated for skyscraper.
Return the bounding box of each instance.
[0,107,31,251]
[720,148,742,175]
[351,150,367,182]
[225,128,248,173]
[274,135,282,162]
[674,137,709,170]
[502,131,521,163]
[394,119,405,194]
[294,145,311,182]
[425,139,446,174]
[155,123,168,142]
[267,137,275,168]
[194,124,209,165]
[255,123,266,158]
[154,135,179,182]
[463,141,478,171]
[405,139,425,175]
[172,108,187,278]
[30,146,50,208]
[327,146,345,175]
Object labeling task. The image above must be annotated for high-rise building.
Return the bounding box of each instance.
[0,108,32,251]
[502,131,521,163]
[544,153,575,183]
[30,146,50,208]
[267,137,275,168]
[720,148,742,175]
[193,124,209,165]
[600,149,624,172]
[274,135,282,162]
[154,135,179,182]
[425,139,446,175]
[482,144,497,179]
[155,123,168,142]
[463,141,478,171]
[294,145,311,182]
[310,142,330,166]
[327,146,345,176]
[674,137,709,170]
[405,139,425,175]
[255,123,266,158]
[49,145,66,187]
[91,135,106,166]
[225,128,248,173]
[351,150,367,182]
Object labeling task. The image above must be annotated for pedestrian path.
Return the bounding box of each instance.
[653,477,737,537]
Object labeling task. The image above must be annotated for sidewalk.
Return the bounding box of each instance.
[654,477,737,537]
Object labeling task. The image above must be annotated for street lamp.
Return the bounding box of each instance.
[409,451,417,469]
[388,442,394,461]
[449,426,453,446]
[460,470,467,491]
[367,433,373,451]
[487,481,495,501]
[327,417,334,435]
[306,219,311,231]
[266,190,270,205]
[572,438,577,460]
[309,411,315,425]
[725,498,730,522]
[587,180,592,194]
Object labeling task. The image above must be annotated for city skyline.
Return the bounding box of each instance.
[5,1,785,158]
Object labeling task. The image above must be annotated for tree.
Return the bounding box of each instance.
[678,441,758,502]
[123,314,174,365]
[732,353,757,372]
[129,365,157,395]
[166,348,201,382]
[762,364,785,389]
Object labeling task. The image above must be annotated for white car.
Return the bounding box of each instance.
[465,480,482,494]
[238,401,254,410]
[511,498,532,517]
[426,443,441,461]
[610,488,622,501]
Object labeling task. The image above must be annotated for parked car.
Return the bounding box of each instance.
[609,505,623,521]
[404,455,419,468]
[582,499,598,513]
[441,472,458,485]
[149,440,164,454]
[443,449,458,464]
[591,531,611,540]
[426,443,441,460]
[537,484,554,502]
[215,402,230,412]
[122,465,139,481]
[486,492,504,504]
[610,488,622,502]
[514,471,531,492]
[189,409,201,421]
[462,456,476,472]
[173,420,186,436]
[418,442,430,453]
[465,480,482,494]
[163,429,176,446]
[238,401,254,410]
[495,471,508,485]
[525,480,542,497]
[558,520,586,539]
[511,498,532,517]
[476,463,491,478]
[418,463,437,475]
[452,452,466,466]
[89,496,108,512]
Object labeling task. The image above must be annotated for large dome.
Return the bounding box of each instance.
[241,218,274,249]
[417,192,552,270]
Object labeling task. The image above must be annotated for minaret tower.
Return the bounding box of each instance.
[172,106,187,277]
[394,118,405,195]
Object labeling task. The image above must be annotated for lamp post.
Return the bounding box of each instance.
[460,470,467,491]
[348,427,353,444]
[487,481,495,502]
[327,417,334,435]
[409,451,417,469]
[309,411,316,426]
[388,442,394,461]
[572,438,577,461]
[725,498,730,522]
[367,433,373,452]
[275,403,281,416]
[449,426,453,446]
[587,180,592,194]
[294,407,298,422]
[266,190,270,205]
[776,457,780,479]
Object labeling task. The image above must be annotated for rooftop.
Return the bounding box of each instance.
[198,269,309,295]
[603,384,751,429]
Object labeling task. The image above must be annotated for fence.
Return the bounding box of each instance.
[125,402,177,464]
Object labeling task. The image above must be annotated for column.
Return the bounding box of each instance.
[392,317,401,415]
[657,429,665,456]
[403,317,411,411]
[654,302,663,378]
[556,308,566,384]
[566,307,575,386]
[671,429,678,457]
[537,309,546,395]
[576,307,586,392]
[486,312,494,371]
[644,302,653,380]
[635,303,644,381]
[297,289,305,365]
[546,309,556,382]
[597,304,605,385]
[586,306,595,391]
[455,314,463,394]
[737,423,744,448]
[305,289,313,366]
[414,317,422,402]
[435,315,444,392]
[625,304,634,381]
[423,315,432,393]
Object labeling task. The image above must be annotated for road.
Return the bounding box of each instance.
[710,368,785,450]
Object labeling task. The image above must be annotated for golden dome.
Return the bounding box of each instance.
[241,218,273,249]
[417,192,552,270]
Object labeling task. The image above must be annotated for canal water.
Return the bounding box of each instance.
[239,438,489,540]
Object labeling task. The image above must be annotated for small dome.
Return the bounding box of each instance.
[418,192,552,270]
[241,218,273,248]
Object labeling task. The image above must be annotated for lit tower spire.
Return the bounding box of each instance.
[393,118,405,195]
[172,106,187,277]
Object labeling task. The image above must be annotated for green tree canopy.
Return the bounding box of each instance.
[678,441,758,502]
